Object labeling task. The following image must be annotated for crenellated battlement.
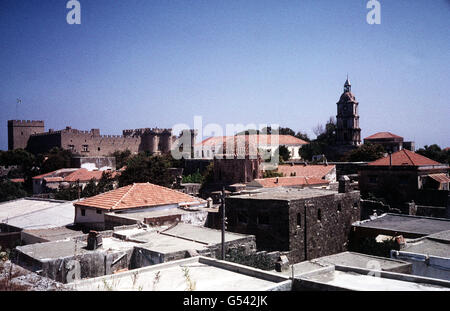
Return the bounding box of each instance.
[8,120,44,127]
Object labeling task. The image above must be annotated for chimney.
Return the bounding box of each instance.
[87,231,103,250]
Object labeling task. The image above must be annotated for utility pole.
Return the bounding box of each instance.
[221,187,226,260]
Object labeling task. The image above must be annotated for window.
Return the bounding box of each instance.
[96,210,102,215]
[297,213,302,228]
[337,203,342,212]
[368,175,378,184]
[82,145,89,152]
[317,208,322,221]
[97,147,101,151]
[81,209,86,216]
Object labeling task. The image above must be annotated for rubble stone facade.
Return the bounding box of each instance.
[225,188,361,263]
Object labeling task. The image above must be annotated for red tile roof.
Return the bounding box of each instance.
[44,177,64,183]
[365,132,403,140]
[368,149,442,166]
[74,183,205,211]
[64,168,117,182]
[276,164,335,178]
[250,177,329,188]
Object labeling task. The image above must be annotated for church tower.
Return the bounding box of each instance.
[336,77,361,146]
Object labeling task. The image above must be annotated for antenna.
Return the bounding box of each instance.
[16,98,21,119]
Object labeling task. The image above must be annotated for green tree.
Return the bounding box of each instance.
[416,144,449,164]
[40,148,73,174]
[118,153,173,187]
[295,131,310,142]
[54,183,80,201]
[341,143,385,162]
[110,149,132,169]
[0,180,27,202]
[278,145,291,162]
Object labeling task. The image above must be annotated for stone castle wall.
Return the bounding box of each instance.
[7,120,45,150]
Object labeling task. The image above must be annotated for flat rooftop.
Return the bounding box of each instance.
[0,198,75,230]
[296,266,450,291]
[162,223,251,245]
[228,187,340,201]
[16,237,141,260]
[69,256,289,291]
[277,252,411,276]
[353,213,450,236]
[22,226,85,242]
[136,233,208,254]
[402,232,450,258]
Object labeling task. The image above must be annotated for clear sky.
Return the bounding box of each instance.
[1,0,449,150]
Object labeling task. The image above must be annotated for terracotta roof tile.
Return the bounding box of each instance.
[63,168,117,182]
[74,183,205,211]
[365,132,403,140]
[276,164,335,178]
[368,149,442,166]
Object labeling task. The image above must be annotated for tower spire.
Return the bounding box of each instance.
[344,75,351,92]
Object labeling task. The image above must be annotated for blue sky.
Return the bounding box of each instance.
[1,0,449,150]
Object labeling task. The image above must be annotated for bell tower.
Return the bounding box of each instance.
[336,77,361,146]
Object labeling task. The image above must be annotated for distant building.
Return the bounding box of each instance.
[194,134,308,160]
[225,184,361,263]
[7,120,196,157]
[73,182,207,230]
[276,164,337,182]
[364,131,415,152]
[358,149,449,204]
[335,77,361,149]
[32,168,118,195]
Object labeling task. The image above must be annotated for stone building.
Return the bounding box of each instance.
[7,120,45,150]
[364,132,415,153]
[335,77,361,150]
[358,149,449,205]
[7,120,196,157]
[225,182,361,263]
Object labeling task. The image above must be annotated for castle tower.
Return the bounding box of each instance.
[8,120,45,150]
[336,77,361,146]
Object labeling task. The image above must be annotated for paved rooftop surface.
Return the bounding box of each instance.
[70,257,287,291]
[278,252,411,276]
[16,237,140,260]
[298,269,450,291]
[228,187,339,201]
[136,233,208,254]
[22,226,85,242]
[162,223,251,245]
[0,198,75,229]
[402,238,450,258]
[353,214,450,236]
